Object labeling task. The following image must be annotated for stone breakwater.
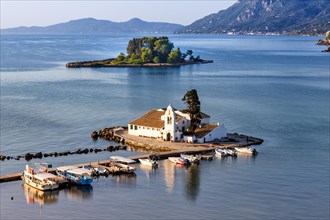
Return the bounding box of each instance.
[0,145,127,162]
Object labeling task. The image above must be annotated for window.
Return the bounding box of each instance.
[130,125,133,130]
[134,126,137,130]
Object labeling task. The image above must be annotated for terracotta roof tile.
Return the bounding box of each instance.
[194,124,218,138]
[128,109,165,128]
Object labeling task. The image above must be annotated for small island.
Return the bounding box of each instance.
[66,36,213,68]
[316,31,330,52]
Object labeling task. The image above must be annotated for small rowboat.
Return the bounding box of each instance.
[180,154,201,163]
[235,147,258,155]
[215,148,237,157]
[139,158,158,167]
[168,157,189,165]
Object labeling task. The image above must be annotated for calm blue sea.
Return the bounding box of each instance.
[0,34,329,219]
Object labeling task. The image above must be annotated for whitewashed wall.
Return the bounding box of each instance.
[128,124,162,139]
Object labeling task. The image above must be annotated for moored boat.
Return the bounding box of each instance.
[215,148,228,156]
[56,166,93,185]
[235,147,258,155]
[22,164,61,191]
[168,157,189,165]
[139,158,158,167]
[224,149,237,156]
[180,154,201,163]
[215,148,237,157]
[110,156,136,173]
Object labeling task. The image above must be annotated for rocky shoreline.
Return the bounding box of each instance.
[66,59,213,68]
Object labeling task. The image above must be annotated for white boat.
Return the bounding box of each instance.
[22,164,61,191]
[215,148,228,156]
[82,165,110,176]
[180,154,201,163]
[110,156,136,173]
[139,158,158,167]
[215,148,237,156]
[168,157,189,165]
[224,149,237,156]
[235,147,258,155]
[56,166,93,185]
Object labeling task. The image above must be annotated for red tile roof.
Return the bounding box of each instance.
[194,124,218,138]
[128,109,165,128]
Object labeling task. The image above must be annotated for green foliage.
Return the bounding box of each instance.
[153,56,160,64]
[113,36,202,65]
[182,89,202,133]
[154,37,174,63]
[168,48,184,64]
[141,48,153,63]
[116,52,126,61]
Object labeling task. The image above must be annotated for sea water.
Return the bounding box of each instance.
[0,34,329,219]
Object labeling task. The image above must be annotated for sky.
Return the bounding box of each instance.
[0,0,236,29]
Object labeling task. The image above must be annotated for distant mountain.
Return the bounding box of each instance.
[1,18,184,34]
[177,0,330,35]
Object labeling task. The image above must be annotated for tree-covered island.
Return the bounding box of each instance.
[66,36,213,68]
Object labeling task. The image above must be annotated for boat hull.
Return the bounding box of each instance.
[139,159,158,167]
[23,172,59,191]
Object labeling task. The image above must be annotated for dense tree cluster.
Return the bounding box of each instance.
[112,36,202,65]
[182,89,202,133]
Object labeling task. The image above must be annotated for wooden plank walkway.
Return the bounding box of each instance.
[0,148,215,183]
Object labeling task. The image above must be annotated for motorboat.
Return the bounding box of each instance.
[224,149,237,156]
[235,147,258,155]
[139,158,158,167]
[110,156,136,173]
[82,165,110,177]
[22,164,61,191]
[168,157,189,165]
[215,148,228,156]
[215,148,237,157]
[180,154,201,163]
[56,166,93,185]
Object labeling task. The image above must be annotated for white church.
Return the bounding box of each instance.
[128,105,227,143]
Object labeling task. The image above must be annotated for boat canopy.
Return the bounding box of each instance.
[34,172,58,180]
[67,168,92,175]
[110,156,136,164]
[56,166,79,172]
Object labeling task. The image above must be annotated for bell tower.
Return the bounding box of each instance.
[163,104,176,141]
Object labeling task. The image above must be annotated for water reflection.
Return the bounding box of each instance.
[184,164,200,202]
[112,174,137,186]
[163,160,176,192]
[22,184,59,206]
[63,185,93,201]
[139,164,158,181]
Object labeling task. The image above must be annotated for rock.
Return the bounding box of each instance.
[106,146,114,151]
[0,155,6,161]
[91,131,99,139]
[24,153,33,161]
[89,148,94,152]
[34,152,43,159]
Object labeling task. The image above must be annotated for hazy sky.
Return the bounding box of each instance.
[0,0,236,29]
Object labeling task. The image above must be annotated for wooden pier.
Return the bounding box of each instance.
[0,148,215,183]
